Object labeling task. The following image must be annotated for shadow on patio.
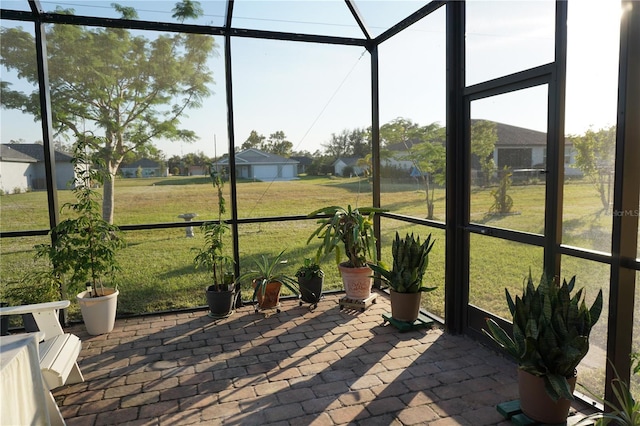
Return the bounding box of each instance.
[52,291,590,425]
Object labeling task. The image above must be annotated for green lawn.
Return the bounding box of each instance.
[0,175,624,316]
[1,175,637,395]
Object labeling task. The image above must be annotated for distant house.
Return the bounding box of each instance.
[188,165,207,176]
[382,120,580,179]
[0,143,75,194]
[479,120,580,178]
[332,157,367,177]
[383,140,424,172]
[120,158,167,178]
[214,148,298,181]
[290,156,313,175]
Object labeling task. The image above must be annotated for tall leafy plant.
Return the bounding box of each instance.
[307,205,387,268]
[34,135,125,298]
[193,167,234,291]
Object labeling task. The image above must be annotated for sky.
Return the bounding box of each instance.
[0,0,622,158]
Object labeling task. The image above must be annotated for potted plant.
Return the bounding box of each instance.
[368,232,437,322]
[295,257,324,309]
[193,167,236,318]
[34,137,125,335]
[307,205,387,300]
[483,272,603,424]
[241,250,298,313]
[576,354,639,426]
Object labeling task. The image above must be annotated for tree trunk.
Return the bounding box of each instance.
[427,200,435,220]
[103,170,116,224]
[598,181,609,213]
[422,175,434,220]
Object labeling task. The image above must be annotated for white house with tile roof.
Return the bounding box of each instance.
[0,143,75,194]
[215,148,299,181]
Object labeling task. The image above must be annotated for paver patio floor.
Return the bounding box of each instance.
[52,290,593,425]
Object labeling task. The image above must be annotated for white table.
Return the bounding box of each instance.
[1,333,65,426]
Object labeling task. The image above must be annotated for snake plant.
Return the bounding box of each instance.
[483,272,603,402]
[368,232,437,293]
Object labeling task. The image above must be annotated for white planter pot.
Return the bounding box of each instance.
[76,288,119,335]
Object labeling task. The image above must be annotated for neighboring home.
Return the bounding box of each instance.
[382,140,424,172]
[332,157,367,177]
[480,120,580,178]
[290,156,313,175]
[214,148,299,181]
[381,120,580,179]
[187,165,207,176]
[0,143,75,194]
[120,158,167,178]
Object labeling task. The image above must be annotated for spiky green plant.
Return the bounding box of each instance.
[368,232,437,294]
[483,272,603,402]
[239,250,299,305]
[576,355,640,426]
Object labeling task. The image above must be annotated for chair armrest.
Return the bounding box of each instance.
[0,301,70,317]
[0,301,69,340]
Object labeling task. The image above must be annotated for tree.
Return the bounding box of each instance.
[411,126,446,219]
[0,1,217,223]
[380,118,423,148]
[470,120,498,187]
[381,118,445,219]
[265,131,293,157]
[167,155,183,175]
[349,128,371,158]
[323,130,351,158]
[322,127,370,159]
[241,130,265,151]
[570,125,616,212]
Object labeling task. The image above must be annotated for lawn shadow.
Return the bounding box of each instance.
[152,177,212,186]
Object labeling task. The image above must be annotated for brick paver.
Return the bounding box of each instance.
[50,291,593,425]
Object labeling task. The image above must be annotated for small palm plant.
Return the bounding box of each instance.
[241,250,298,310]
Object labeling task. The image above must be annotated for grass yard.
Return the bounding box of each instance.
[0,175,626,317]
[1,175,637,395]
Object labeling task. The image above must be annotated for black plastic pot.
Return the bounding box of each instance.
[205,286,235,318]
[298,276,324,305]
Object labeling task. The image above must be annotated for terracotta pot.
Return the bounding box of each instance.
[205,286,235,318]
[253,280,282,309]
[518,368,576,424]
[389,290,421,322]
[338,263,372,300]
[76,287,119,335]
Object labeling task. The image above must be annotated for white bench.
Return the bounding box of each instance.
[0,300,84,390]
